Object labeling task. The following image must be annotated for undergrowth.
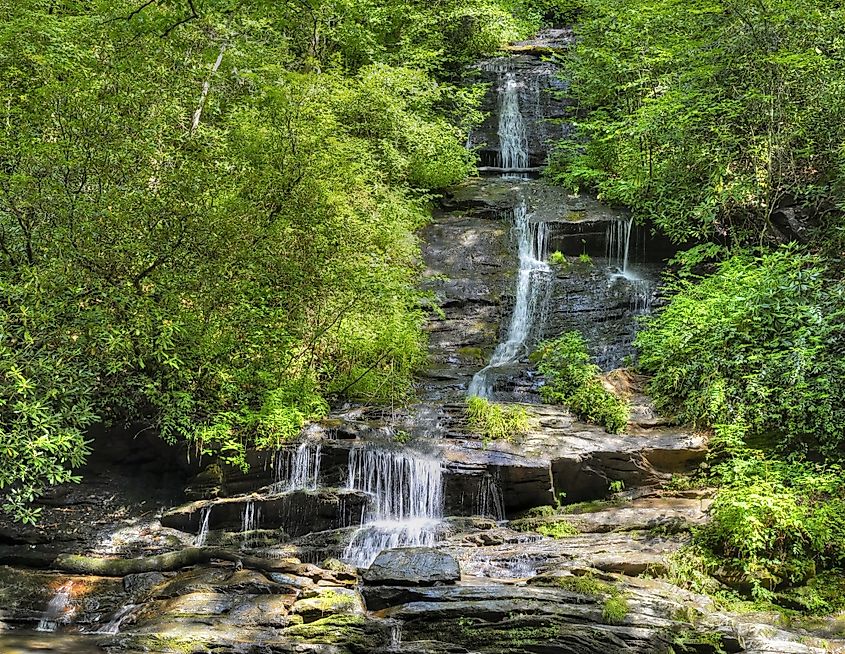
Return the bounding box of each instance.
[465,396,530,442]
[532,331,629,433]
[551,572,629,623]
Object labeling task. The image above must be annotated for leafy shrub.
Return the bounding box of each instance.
[548,0,845,244]
[465,396,530,442]
[636,246,845,454]
[532,331,629,433]
[549,250,568,268]
[699,458,845,598]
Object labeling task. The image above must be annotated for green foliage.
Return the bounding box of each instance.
[700,458,845,598]
[0,0,546,520]
[524,504,557,518]
[465,396,530,442]
[533,331,629,433]
[548,0,845,244]
[0,275,95,523]
[777,570,845,616]
[637,245,845,604]
[551,572,613,596]
[549,250,568,267]
[512,513,579,537]
[549,571,629,622]
[601,594,629,624]
[636,246,845,454]
[537,521,579,539]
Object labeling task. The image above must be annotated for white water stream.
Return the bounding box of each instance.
[498,71,529,171]
[342,446,443,568]
[468,198,552,397]
[195,505,212,546]
[95,604,140,635]
[274,442,321,492]
[36,582,74,632]
[468,62,552,397]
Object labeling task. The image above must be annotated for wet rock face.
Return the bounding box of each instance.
[160,489,367,537]
[364,582,674,653]
[363,548,460,587]
[419,207,511,401]
[468,54,572,168]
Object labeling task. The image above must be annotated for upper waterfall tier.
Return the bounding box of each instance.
[469,55,571,169]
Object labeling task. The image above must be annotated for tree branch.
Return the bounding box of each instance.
[191,43,227,134]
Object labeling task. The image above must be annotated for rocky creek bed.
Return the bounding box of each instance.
[2,29,844,654]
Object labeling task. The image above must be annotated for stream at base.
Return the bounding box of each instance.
[0,632,126,654]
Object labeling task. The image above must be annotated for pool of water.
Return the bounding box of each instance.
[0,631,116,653]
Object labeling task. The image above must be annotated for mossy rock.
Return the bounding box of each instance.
[458,346,487,364]
[282,614,385,650]
[292,587,364,621]
[510,515,579,538]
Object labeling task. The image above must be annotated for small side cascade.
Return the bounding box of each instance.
[468,199,552,397]
[606,217,656,314]
[475,471,506,521]
[195,506,211,546]
[95,604,139,635]
[240,500,261,547]
[389,622,403,651]
[342,445,444,568]
[36,581,74,632]
[606,217,635,274]
[273,442,321,493]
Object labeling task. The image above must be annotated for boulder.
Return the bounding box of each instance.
[363,548,460,587]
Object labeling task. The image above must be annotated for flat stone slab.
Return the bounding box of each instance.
[363,548,460,587]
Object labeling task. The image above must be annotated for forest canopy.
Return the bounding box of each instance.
[0,0,546,522]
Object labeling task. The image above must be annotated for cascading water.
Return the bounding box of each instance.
[468,199,552,397]
[606,217,656,314]
[240,500,261,548]
[273,442,321,492]
[498,71,528,172]
[95,604,139,635]
[606,217,634,274]
[475,471,505,521]
[36,582,74,632]
[468,57,553,397]
[195,506,211,546]
[341,446,443,568]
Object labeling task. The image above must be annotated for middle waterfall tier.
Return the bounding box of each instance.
[342,445,444,568]
[468,198,552,398]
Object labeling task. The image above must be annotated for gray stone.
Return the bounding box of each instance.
[363,548,460,587]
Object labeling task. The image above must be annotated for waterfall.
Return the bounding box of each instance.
[606,217,656,314]
[630,278,655,314]
[273,442,321,492]
[498,71,528,172]
[240,500,261,547]
[475,472,505,521]
[468,200,552,397]
[36,582,74,632]
[606,217,634,274]
[195,506,212,546]
[341,445,443,568]
[389,623,403,651]
[95,604,139,635]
